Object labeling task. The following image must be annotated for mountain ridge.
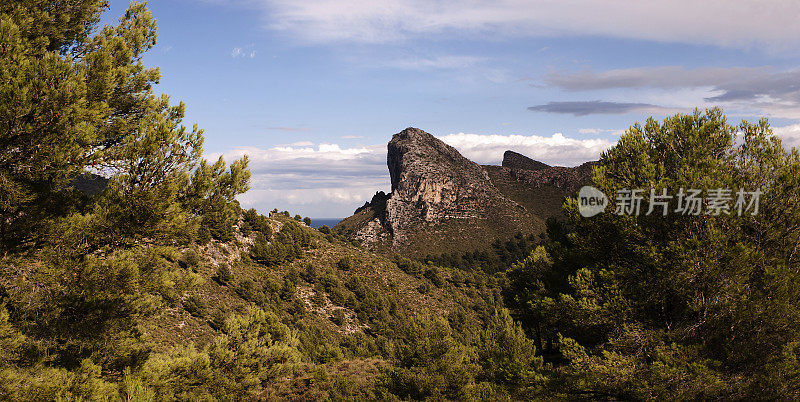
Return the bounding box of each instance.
[335,127,595,256]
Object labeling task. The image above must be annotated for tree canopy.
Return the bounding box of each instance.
[508,108,800,398]
[0,1,250,252]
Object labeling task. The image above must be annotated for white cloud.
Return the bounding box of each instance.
[259,0,800,51]
[231,46,257,58]
[543,66,800,119]
[215,131,614,216]
[773,124,800,150]
[438,132,614,166]
[378,55,486,70]
[212,143,389,217]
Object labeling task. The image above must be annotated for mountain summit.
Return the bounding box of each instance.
[336,127,593,256]
[502,150,550,171]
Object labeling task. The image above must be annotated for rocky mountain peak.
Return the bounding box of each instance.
[502,150,550,171]
[387,127,489,192]
[337,127,539,256]
[387,127,491,197]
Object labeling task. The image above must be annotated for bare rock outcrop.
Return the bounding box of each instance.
[502,150,550,171]
[336,127,539,255]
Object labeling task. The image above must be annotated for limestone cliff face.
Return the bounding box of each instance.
[336,127,539,255]
[334,127,597,256]
[386,128,497,233]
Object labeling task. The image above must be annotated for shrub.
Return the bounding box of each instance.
[331,309,347,326]
[312,284,326,306]
[424,267,444,287]
[182,250,201,269]
[216,264,233,286]
[184,295,207,318]
[336,256,353,271]
[196,226,212,244]
[201,209,235,242]
[302,263,318,283]
[417,282,431,294]
[236,280,262,304]
[250,222,309,266]
[242,208,272,238]
[209,309,227,330]
[315,342,344,363]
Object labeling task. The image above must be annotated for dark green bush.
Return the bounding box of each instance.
[336,256,353,271]
[196,226,212,245]
[236,280,262,304]
[331,309,347,326]
[208,309,227,330]
[182,250,201,269]
[184,295,207,318]
[215,264,233,286]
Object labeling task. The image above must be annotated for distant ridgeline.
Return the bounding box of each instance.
[335,128,595,257]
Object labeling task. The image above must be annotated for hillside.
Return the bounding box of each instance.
[2,207,518,399]
[484,155,596,222]
[141,212,478,350]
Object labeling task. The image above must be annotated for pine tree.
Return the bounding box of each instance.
[520,108,800,398]
[0,1,250,252]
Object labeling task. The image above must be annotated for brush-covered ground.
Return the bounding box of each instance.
[0,208,542,400]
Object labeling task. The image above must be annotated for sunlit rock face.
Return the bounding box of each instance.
[336,127,594,256]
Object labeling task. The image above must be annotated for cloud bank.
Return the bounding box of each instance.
[217,131,614,216]
[439,132,614,166]
[212,143,389,217]
[543,66,800,118]
[259,0,800,51]
[773,124,800,150]
[528,101,679,116]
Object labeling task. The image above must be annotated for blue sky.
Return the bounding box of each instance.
[103,0,800,218]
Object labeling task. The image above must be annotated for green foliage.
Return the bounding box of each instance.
[478,309,545,392]
[4,245,202,371]
[0,2,256,398]
[180,249,200,269]
[215,263,233,286]
[142,308,301,400]
[0,0,249,253]
[208,309,227,331]
[241,207,272,238]
[195,226,211,245]
[336,256,353,271]
[331,309,347,326]
[183,295,207,318]
[510,108,800,398]
[377,314,477,400]
[425,232,538,273]
[250,221,310,266]
[235,279,261,304]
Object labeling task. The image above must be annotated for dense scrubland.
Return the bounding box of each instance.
[2,1,800,400]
